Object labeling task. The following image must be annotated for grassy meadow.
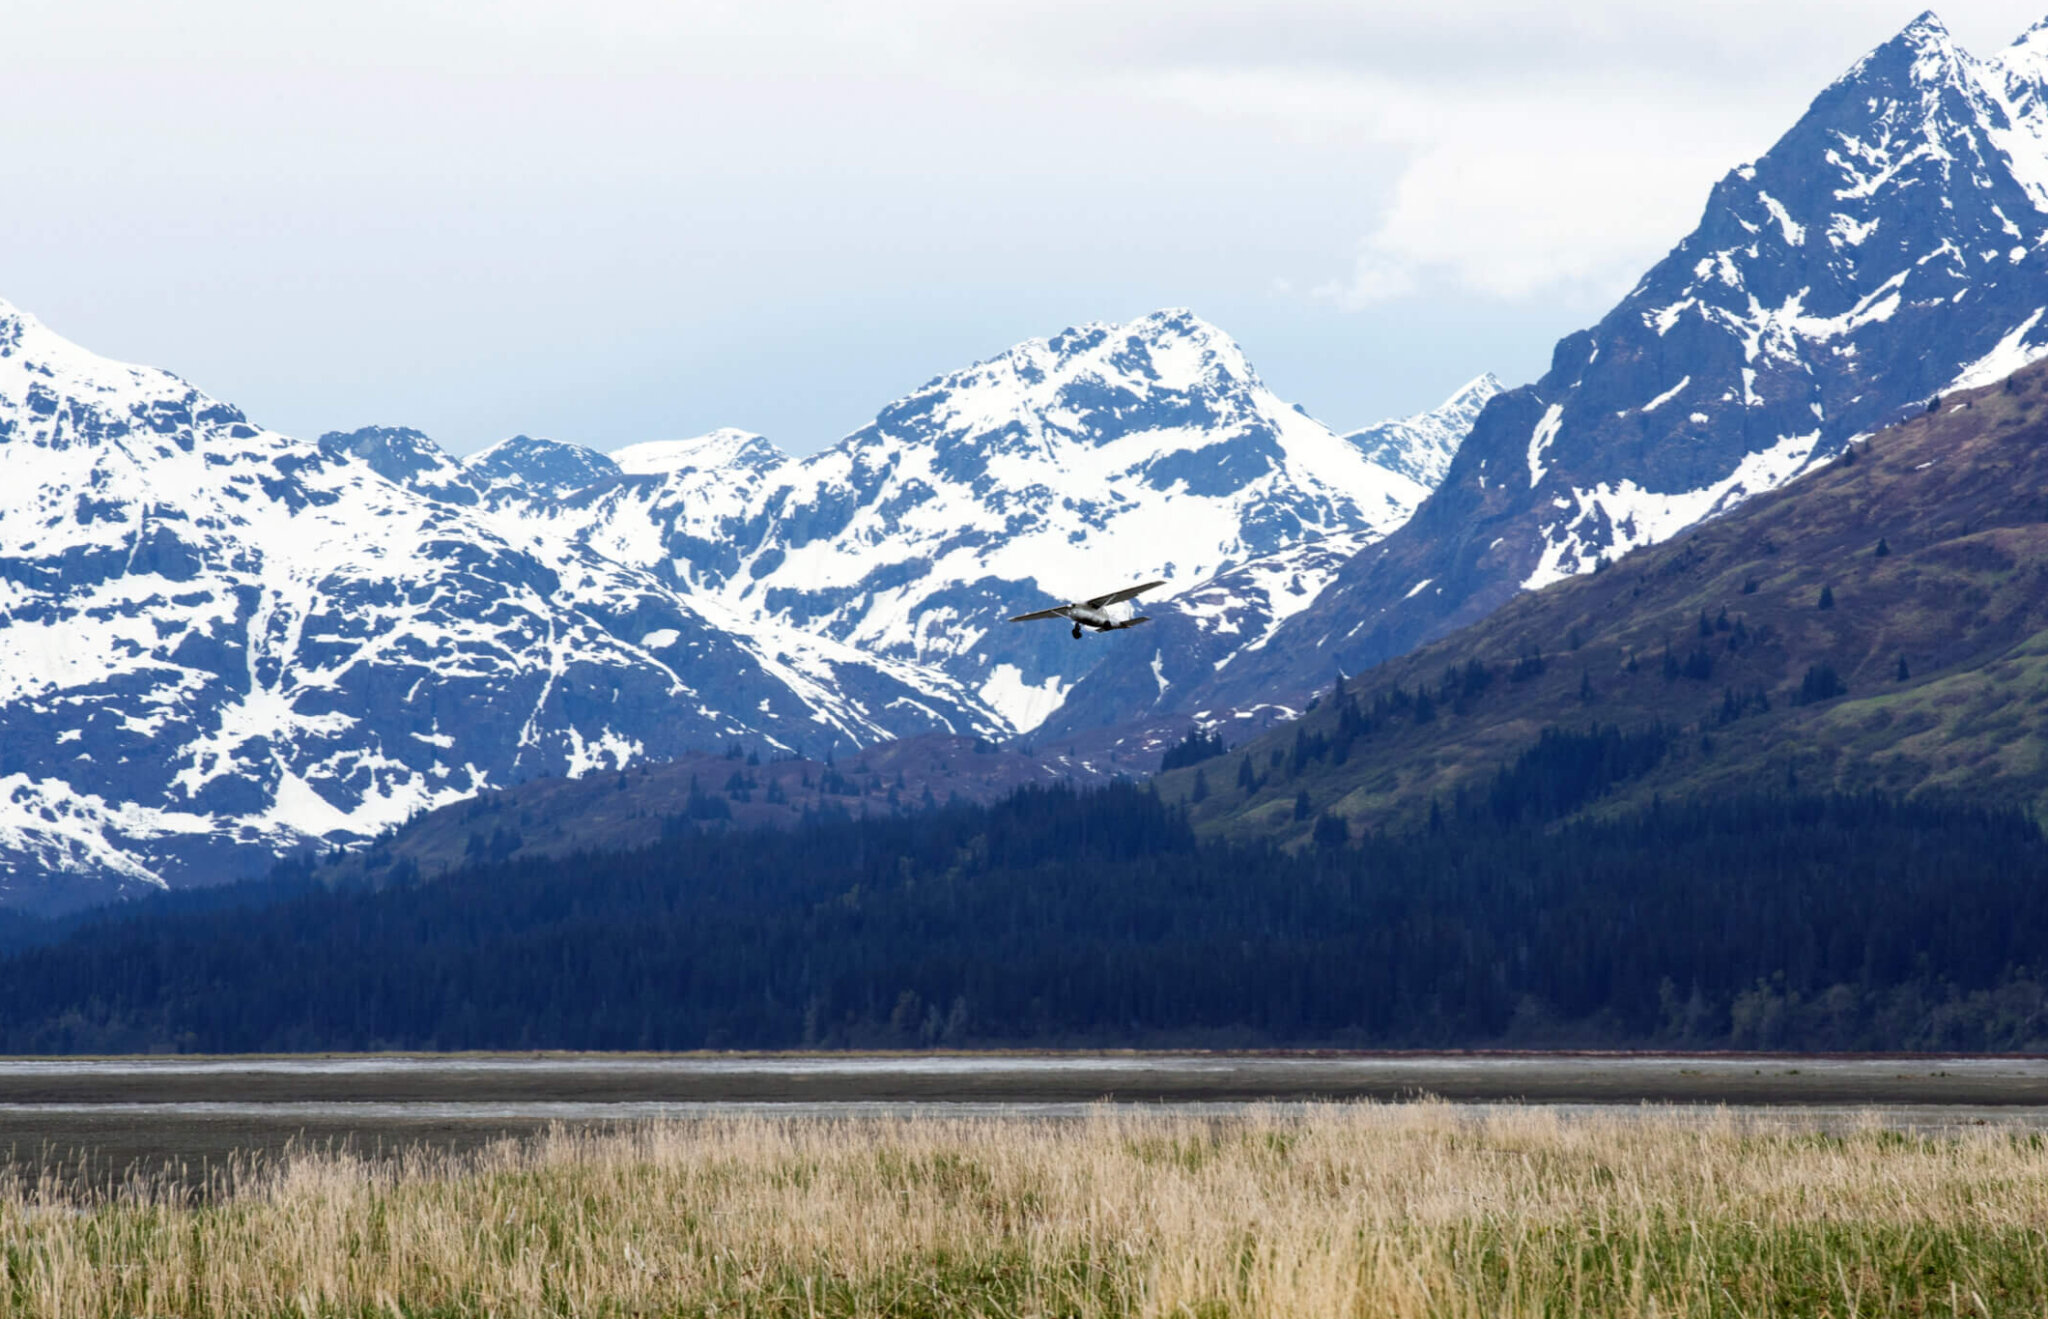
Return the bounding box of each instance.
[5,1106,2048,1317]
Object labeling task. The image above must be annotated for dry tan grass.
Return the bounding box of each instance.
[4,1104,2048,1316]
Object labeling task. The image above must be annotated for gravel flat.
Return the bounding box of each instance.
[6,1052,2048,1186]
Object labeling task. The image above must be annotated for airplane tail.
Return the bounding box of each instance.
[1113,616,1150,629]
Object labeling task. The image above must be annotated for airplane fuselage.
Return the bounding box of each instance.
[1062,604,1149,638]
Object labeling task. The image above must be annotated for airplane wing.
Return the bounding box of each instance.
[1009,605,1072,623]
[1083,580,1166,610]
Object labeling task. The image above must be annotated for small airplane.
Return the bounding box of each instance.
[1009,580,1166,640]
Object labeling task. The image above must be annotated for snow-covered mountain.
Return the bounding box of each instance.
[1344,374,1502,488]
[610,429,778,478]
[536,310,1439,733]
[468,435,623,505]
[0,295,1472,904]
[1029,375,1508,749]
[0,303,1002,909]
[1158,9,2048,724]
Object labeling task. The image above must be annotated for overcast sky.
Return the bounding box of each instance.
[7,2,2048,455]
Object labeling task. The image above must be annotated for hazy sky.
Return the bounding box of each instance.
[7,2,2048,455]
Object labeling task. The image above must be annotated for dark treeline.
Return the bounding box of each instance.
[4,779,2048,1053]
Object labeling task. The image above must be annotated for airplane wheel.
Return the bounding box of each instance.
[1071,624,1082,640]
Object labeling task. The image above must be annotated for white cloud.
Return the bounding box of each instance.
[5,0,2048,444]
[1323,99,1775,306]
[975,3,2048,307]
[1125,64,1775,307]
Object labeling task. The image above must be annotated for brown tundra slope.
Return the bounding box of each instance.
[1161,360,2048,844]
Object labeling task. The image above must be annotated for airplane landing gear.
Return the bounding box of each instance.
[1071,623,1083,640]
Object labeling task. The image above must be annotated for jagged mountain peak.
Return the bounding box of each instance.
[317,425,477,504]
[942,306,1260,417]
[1893,8,1952,47]
[0,299,253,448]
[1825,10,1959,89]
[1344,373,1504,488]
[1445,371,1504,405]
[466,434,621,499]
[2005,13,2048,59]
[611,429,786,478]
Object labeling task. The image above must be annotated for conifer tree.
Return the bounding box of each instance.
[1311,812,1348,849]
[1293,789,1312,821]
[1796,663,1846,704]
[1818,585,1835,610]
[1875,537,1891,558]
[1897,655,1910,682]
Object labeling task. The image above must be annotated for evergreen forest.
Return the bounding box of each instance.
[3,756,2047,1053]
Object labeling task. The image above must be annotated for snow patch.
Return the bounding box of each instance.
[1526,404,1564,488]
[1522,430,1823,592]
[1828,214,1879,247]
[610,429,781,477]
[1758,192,1807,245]
[1641,376,1691,413]
[1946,308,2048,391]
[980,665,1070,734]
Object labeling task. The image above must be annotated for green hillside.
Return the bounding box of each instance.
[1166,361,2048,842]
